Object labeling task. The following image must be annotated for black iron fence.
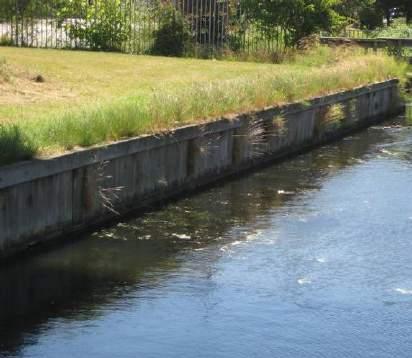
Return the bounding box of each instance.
[0,0,285,56]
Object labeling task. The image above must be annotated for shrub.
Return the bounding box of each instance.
[58,0,130,51]
[151,3,191,57]
[372,22,412,39]
[0,34,13,46]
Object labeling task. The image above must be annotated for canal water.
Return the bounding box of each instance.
[1,115,412,358]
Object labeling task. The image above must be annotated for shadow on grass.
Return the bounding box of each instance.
[0,125,37,167]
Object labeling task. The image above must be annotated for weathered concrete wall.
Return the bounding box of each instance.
[0,80,402,258]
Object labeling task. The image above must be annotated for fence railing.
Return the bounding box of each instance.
[0,0,285,56]
[320,36,412,59]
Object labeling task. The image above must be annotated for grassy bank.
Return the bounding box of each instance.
[0,46,407,165]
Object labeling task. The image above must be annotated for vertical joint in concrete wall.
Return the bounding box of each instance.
[233,116,272,165]
[72,164,101,224]
[390,86,401,115]
[187,138,198,178]
[265,113,288,153]
[314,105,328,140]
[233,119,250,165]
[187,129,232,178]
[344,98,360,127]
[314,103,346,139]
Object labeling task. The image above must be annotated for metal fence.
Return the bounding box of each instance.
[0,0,284,56]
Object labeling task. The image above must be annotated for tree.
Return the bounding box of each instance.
[400,0,412,23]
[334,0,375,20]
[375,0,412,25]
[335,0,412,29]
[241,0,344,47]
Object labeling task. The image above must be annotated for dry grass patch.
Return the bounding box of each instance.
[0,57,75,107]
[0,57,10,83]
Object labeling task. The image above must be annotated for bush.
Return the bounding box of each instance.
[151,4,191,57]
[58,0,130,51]
[360,6,385,30]
[372,22,412,38]
[0,34,13,46]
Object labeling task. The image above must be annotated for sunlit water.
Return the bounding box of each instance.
[1,115,412,358]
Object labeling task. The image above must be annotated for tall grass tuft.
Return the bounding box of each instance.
[0,124,37,166]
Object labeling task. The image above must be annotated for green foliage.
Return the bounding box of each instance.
[0,124,37,166]
[334,0,375,20]
[0,34,13,46]
[334,0,412,30]
[359,3,385,29]
[241,0,345,46]
[150,4,191,57]
[0,0,61,18]
[57,0,130,51]
[372,21,412,38]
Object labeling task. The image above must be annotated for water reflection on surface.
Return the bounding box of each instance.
[1,117,412,357]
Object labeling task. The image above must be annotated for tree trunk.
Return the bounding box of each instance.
[385,11,391,26]
[406,3,412,24]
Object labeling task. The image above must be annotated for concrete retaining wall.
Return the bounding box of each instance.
[0,80,402,258]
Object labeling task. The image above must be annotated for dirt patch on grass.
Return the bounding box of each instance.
[0,58,75,105]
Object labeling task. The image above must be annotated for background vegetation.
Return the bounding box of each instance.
[0,0,410,58]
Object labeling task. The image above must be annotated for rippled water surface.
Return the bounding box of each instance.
[1,117,412,358]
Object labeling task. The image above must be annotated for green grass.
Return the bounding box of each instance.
[370,19,412,39]
[0,45,407,166]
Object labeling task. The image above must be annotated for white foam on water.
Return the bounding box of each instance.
[172,233,191,240]
[220,245,228,252]
[277,190,295,195]
[380,149,395,156]
[102,232,117,239]
[138,235,151,240]
[394,288,412,295]
[297,278,312,285]
[246,230,263,241]
[316,257,326,263]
